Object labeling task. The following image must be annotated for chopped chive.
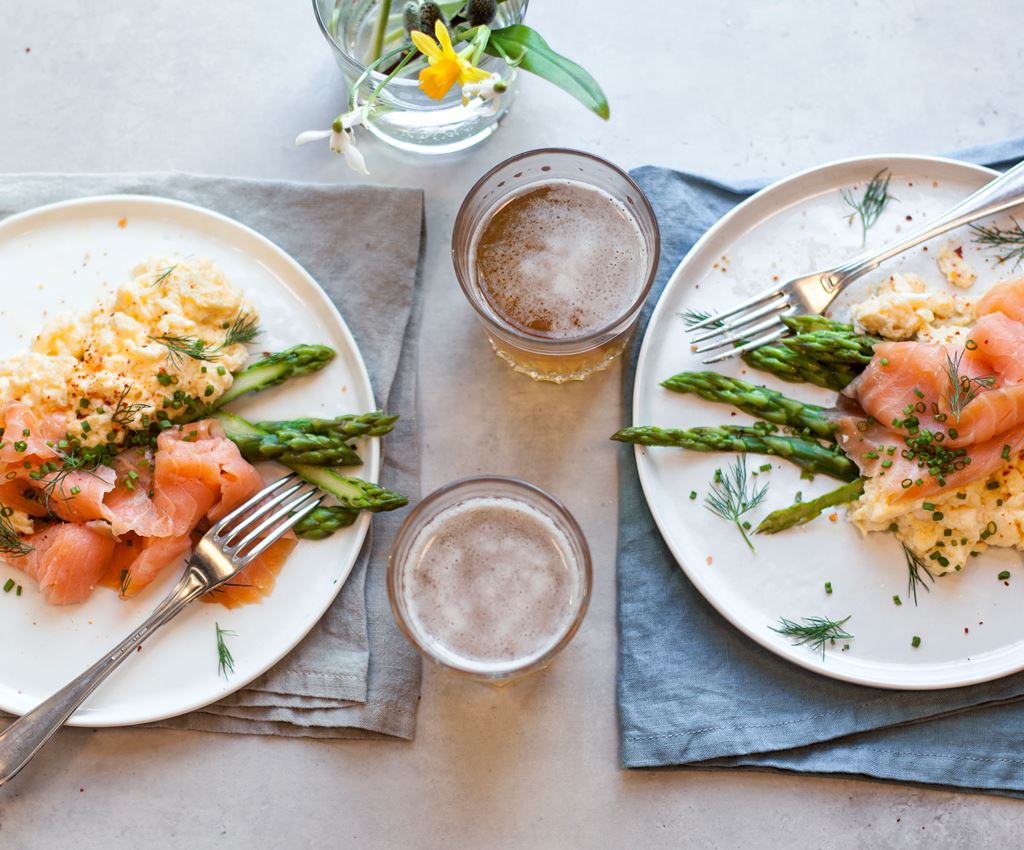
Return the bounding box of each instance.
[986,481,1000,490]
[922,502,936,511]
[825,582,833,594]
[998,570,1011,581]
[2,579,13,593]
[911,635,921,648]
[914,388,925,399]
[217,366,227,376]
[932,511,944,521]
[1002,445,1011,461]
[759,463,772,472]
[689,490,697,500]
[80,421,91,433]
[15,585,21,596]
[893,595,902,606]
[880,357,889,366]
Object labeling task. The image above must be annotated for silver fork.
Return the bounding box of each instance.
[688,158,1024,363]
[0,472,323,788]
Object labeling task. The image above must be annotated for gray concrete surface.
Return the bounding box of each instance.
[2,1,1024,846]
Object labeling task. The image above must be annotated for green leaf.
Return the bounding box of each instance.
[484,25,609,119]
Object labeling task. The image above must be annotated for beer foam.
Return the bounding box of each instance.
[400,496,582,671]
[474,180,647,338]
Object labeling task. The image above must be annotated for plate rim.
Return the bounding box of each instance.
[632,153,1007,691]
[0,192,378,725]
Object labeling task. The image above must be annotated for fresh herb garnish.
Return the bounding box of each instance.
[704,455,768,552]
[679,308,722,329]
[0,504,32,558]
[221,311,262,348]
[119,568,132,598]
[902,543,935,606]
[111,384,151,427]
[771,615,853,659]
[215,622,237,679]
[840,169,895,246]
[970,217,1024,268]
[150,263,179,288]
[151,310,261,369]
[944,349,996,423]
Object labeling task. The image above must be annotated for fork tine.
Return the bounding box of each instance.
[213,473,299,534]
[693,307,797,353]
[689,294,792,343]
[229,488,322,557]
[237,497,325,566]
[701,327,788,364]
[215,479,306,541]
[685,284,785,331]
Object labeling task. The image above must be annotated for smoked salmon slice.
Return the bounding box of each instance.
[15,522,116,605]
[838,277,1024,501]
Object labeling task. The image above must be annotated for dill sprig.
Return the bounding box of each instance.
[36,446,104,513]
[771,615,853,659]
[902,544,935,606]
[150,263,179,288]
[679,308,722,329]
[222,311,261,348]
[0,504,32,558]
[840,169,895,246]
[944,349,996,423]
[215,622,237,679]
[151,310,262,370]
[970,217,1024,268]
[111,384,151,427]
[704,455,769,552]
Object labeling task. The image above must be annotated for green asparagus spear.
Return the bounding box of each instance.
[781,315,855,335]
[660,372,836,441]
[289,464,408,512]
[755,478,866,534]
[216,412,362,466]
[215,414,407,511]
[612,425,858,481]
[781,329,878,365]
[294,505,360,539]
[214,344,336,408]
[255,411,398,439]
[742,344,860,391]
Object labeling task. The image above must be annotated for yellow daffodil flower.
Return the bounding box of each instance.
[410,20,490,102]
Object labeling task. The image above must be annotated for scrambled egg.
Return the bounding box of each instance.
[936,242,977,289]
[850,458,1024,574]
[0,257,256,448]
[850,272,975,340]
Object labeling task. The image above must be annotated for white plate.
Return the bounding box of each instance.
[0,195,377,724]
[633,154,1024,690]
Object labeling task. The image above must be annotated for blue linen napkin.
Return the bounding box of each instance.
[618,137,1024,794]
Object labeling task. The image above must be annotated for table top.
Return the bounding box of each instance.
[3,1,1024,846]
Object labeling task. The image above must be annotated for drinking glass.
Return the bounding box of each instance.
[452,148,660,383]
[387,476,592,684]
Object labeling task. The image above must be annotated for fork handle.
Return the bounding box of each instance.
[0,568,208,788]
[834,158,1024,284]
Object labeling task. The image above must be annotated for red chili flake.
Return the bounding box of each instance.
[955,246,963,258]
[117,217,127,228]
[964,627,969,634]
[905,215,913,221]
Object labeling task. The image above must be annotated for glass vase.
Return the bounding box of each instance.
[312,0,528,154]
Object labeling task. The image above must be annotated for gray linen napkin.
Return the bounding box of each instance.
[617,137,1024,794]
[0,173,423,740]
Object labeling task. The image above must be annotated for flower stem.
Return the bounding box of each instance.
[366,49,418,110]
[372,0,393,62]
[349,43,412,110]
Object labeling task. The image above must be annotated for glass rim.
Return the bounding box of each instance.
[312,0,521,88]
[386,475,593,679]
[452,147,661,349]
